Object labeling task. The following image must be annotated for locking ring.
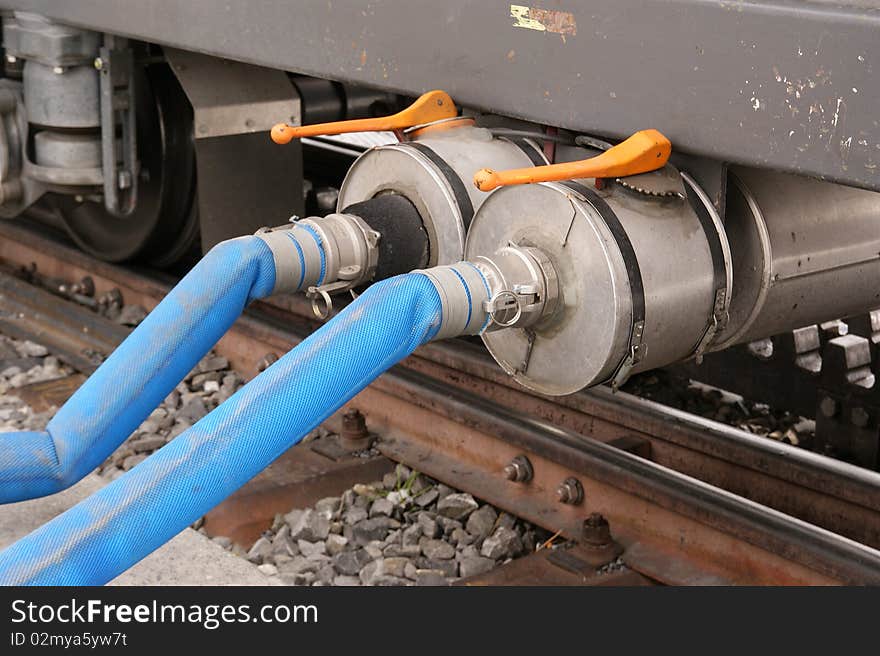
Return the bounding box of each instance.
[487,290,522,328]
[309,287,333,320]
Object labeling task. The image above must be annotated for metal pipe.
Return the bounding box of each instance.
[715,167,880,348]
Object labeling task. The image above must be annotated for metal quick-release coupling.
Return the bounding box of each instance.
[256,213,380,316]
[416,245,559,342]
[472,246,559,332]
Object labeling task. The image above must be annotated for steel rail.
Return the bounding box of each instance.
[1,220,879,583]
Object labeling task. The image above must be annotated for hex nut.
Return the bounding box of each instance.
[851,407,871,428]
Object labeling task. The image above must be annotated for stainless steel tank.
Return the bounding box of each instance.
[465,163,730,395]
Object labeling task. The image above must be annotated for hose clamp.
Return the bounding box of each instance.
[416,263,491,340]
[484,289,523,328]
[298,213,380,318]
[254,223,311,294]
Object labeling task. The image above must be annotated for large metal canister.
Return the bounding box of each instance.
[337,123,545,266]
[465,166,729,395]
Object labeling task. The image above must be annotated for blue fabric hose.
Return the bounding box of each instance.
[0,236,277,504]
[0,273,443,585]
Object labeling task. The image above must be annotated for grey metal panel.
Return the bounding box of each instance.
[165,48,300,139]
[2,0,879,189]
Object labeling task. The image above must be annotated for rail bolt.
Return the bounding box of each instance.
[71,276,95,297]
[340,408,374,451]
[503,455,533,483]
[851,407,871,428]
[578,512,623,566]
[256,352,279,372]
[556,477,584,505]
[581,512,612,546]
[819,396,838,418]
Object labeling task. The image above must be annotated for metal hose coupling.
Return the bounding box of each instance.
[417,245,559,341]
[256,213,380,316]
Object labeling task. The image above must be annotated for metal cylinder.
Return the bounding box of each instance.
[291,76,399,125]
[465,165,728,395]
[337,124,546,266]
[714,167,880,348]
[34,131,101,168]
[23,61,100,128]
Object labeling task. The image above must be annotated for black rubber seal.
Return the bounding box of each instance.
[406,142,475,229]
[559,181,646,373]
[342,194,429,281]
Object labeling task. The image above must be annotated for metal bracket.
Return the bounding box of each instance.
[692,287,730,364]
[515,329,536,376]
[166,47,303,250]
[305,265,364,320]
[611,319,646,390]
[97,36,137,217]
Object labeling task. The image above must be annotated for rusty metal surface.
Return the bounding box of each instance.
[2,221,880,583]
[0,265,129,373]
[405,342,880,549]
[621,542,731,586]
[13,374,86,412]
[368,373,880,585]
[456,547,654,586]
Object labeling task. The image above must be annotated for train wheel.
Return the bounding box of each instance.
[49,62,199,266]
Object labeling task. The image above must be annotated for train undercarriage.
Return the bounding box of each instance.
[0,2,878,586]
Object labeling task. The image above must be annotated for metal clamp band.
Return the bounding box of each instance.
[407,142,475,229]
[416,262,490,340]
[254,224,307,294]
[559,181,647,389]
[682,171,732,362]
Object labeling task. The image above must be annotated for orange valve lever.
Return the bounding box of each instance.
[473,129,672,192]
[270,90,457,144]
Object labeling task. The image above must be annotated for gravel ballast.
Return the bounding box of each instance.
[215,463,550,586]
[0,335,75,433]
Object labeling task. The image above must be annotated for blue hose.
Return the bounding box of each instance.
[0,273,444,585]
[0,236,277,504]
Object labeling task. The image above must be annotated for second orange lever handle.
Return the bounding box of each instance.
[473,129,672,192]
[271,90,457,144]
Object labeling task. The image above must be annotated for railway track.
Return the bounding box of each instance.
[2,219,880,585]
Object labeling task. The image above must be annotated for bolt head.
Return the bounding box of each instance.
[503,456,532,483]
[852,407,871,428]
[117,170,132,190]
[582,513,612,545]
[52,66,64,75]
[256,353,278,372]
[93,57,104,70]
[555,477,583,505]
[5,55,16,64]
[819,396,838,418]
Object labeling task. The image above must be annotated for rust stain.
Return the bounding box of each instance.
[510,4,577,38]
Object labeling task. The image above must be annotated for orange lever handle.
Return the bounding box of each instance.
[473,129,672,192]
[271,90,457,144]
